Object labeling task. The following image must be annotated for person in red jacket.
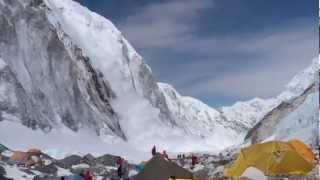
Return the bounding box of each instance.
[191,155,198,167]
[116,157,123,178]
[83,170,92,180]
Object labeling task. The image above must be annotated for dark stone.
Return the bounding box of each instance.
[33,175,61,180]
[35,163,58,175]
[57,155,83,169]
[30,0,43,7]
[0,145,8,153]
[96,154,118,166]
[82,154,96,165]
[0,166,6,176]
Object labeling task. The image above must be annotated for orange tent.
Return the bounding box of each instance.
[10,151,29,162]
[288,139,315,163]
[27,148,41,156]
[10,148,41,167]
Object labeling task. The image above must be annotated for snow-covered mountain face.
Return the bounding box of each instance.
[158,83,277,142]
[159,58,319,146]
[0,0,128,139]
[245,57,319,146]
[0,0,177,141]
[0,0,234,155]
[0,0,318,159]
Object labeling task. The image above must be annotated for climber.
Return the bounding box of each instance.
[116,156,123,178]
[152,145,156,156]
[82,170,92,180]
[162,150,169,160]
[191,155,198,167]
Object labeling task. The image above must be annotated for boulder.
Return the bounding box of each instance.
[0,165,6,176]
[83,153,96,165]
[33,175,61,180]
[96,154,118,166]
[57,155,83,169]
[34,163,58,175]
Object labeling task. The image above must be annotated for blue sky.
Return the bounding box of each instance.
[75,0,317,107]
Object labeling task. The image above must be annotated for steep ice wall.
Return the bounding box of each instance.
[245,57,319,144]
[44,0,177,139]
[0,0,125,138]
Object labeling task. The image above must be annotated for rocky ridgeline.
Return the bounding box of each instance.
[0,144,138,180]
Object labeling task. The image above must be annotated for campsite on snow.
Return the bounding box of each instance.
[0,0,319,179]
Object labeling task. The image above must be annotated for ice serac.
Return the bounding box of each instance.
[0,0,125,138]
[245,57,319,145]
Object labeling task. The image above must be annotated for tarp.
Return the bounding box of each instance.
[224,140,315,177]
[134,154,193,180]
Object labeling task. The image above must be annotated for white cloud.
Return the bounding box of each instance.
[119,1,317,103]
[180,22,317,99]
[119,0,212,49]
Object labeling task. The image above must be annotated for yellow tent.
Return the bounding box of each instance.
[224,140,315,178]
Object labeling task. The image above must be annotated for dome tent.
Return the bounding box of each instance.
[134,153,193,180]
[224,140,315,178]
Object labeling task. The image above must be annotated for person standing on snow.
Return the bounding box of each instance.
[162,150,169,160]
[116,156,123,178]
[191,155,198,169]
[83,170,92,180]
[151,145,156,156]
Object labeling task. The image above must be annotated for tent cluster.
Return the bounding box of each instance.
[9,148,42,167]
[2,139,315,179]
[224,139,316,178]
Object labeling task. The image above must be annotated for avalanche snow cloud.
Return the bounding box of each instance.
[0,0,318,161]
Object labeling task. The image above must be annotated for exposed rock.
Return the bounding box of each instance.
[0,0,125,139]
[33,175,61,180]
[96,154,119,167]
[34,163,58,175]
[56,155,83,169]
[0,165,6,176]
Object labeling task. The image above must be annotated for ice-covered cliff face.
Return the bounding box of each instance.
[0,0,176,141]
[245,57,319,145]
[0,0,129,139]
